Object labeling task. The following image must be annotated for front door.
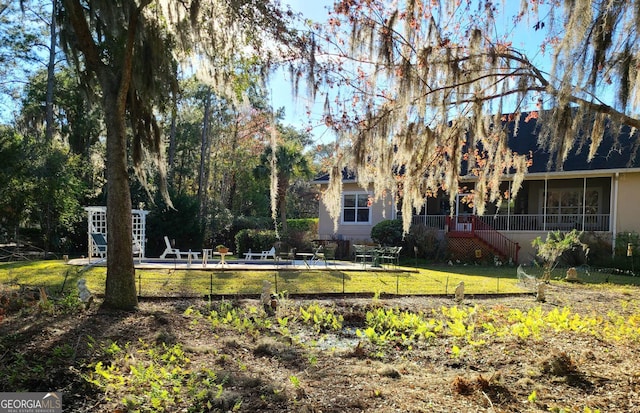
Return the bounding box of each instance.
[454,193,474,231]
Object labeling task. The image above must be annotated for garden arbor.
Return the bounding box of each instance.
[85,206,148,263]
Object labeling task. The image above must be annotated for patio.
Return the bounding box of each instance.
[67,257,401,272]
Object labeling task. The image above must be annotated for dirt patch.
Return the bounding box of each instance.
[1,282,640,412]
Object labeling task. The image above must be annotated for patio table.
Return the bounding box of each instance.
[213,251,233,267]
[296,252,315,268]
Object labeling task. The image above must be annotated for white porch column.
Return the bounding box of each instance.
[611,173,619,257]
[582,177,587,230]
[543,178,548,231]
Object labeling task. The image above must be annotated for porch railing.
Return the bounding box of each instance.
[411,214,610,232]
[410,215,447,229]
[445,216,521,263]
[471,217,521,263]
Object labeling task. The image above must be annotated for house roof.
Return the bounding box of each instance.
[505,113,640,173]
[312,169,356,183]
[313,111,640,183]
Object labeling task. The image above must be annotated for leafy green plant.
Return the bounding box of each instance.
[289,375,301,388]
[532,230,588,281]
[84,340,224,412]
[298,303,343,333]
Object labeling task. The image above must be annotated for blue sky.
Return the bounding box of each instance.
[269,0,333,144]
[271,1,551,145]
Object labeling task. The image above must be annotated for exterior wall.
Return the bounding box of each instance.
[317,182,395,242]
[317,172,627,263]
[503,231,546,263]
[615,172,640,234]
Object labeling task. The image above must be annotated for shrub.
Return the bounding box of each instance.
[285,218,318,234]
[234,229,279,254]
[371,220,404,246]
[405,223,447,261]
[283,218,318,252]
[146,193,203,256]
[572,231,611,267]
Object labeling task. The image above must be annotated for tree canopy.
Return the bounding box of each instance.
[55,0,307,309]
[303,0,640,233]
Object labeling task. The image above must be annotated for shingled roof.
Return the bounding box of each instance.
[313,111,640,183]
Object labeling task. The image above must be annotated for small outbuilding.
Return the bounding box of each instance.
[84,206,149,262]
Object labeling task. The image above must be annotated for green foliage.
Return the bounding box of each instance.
[614,232,640,257]
[234,229,279,255]
[0,127,32,241]
[405,223,447,261]
[532,230,588,280]
[285,218,318,233]
[146,192,204,256]
[85,340,227,412]
[282,218,318,252]
[371,220,404,246]
[298,303,343,333]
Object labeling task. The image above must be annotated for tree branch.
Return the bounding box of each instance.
[62,0,102,73]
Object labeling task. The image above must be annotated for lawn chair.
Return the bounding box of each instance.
[260,246,276,260]
[381,246,402,268]
[160,236,199,260]
[314,243,337,267]
[353,244,373,267]
[243,246,277,260]
[90,233,107,259]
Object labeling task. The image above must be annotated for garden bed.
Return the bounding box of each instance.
[0,282,639,412]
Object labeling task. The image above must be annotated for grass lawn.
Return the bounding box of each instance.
[1,260,639,298]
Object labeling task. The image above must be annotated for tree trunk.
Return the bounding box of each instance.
[44,0,56,142]
[278,178,288,234]
[168,95,177,179]
[102,86,137,310]
[197,91,211,223]
[62,0,140,310]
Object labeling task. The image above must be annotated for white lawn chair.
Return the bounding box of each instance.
[260,246,276,260]
[243,246,277,260]
[160,236,199,260]
[243,249,264,260]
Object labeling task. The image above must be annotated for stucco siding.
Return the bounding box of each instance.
[616,172,640,234]
[317,182,395,242]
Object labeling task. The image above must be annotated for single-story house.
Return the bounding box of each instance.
[313,113,640,264]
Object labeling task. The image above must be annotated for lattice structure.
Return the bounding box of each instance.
[85,206,149,262]
[446,236,495,262]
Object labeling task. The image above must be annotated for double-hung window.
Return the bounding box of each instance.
[342,193,371,223]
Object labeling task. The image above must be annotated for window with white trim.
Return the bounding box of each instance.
[342,193,371,223]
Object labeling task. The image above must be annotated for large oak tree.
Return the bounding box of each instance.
[57,0,304,309]
[305,0,640,233]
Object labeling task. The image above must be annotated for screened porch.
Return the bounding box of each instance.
[408,176,613,233]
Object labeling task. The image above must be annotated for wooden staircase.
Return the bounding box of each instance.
[446,216,520,263]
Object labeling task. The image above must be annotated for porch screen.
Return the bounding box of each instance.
[343,193,371,223]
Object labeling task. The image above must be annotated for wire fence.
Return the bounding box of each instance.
[130,268,527,299]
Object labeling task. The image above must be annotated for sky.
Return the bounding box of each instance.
[270,0,551,146]
[269,0,333,145]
